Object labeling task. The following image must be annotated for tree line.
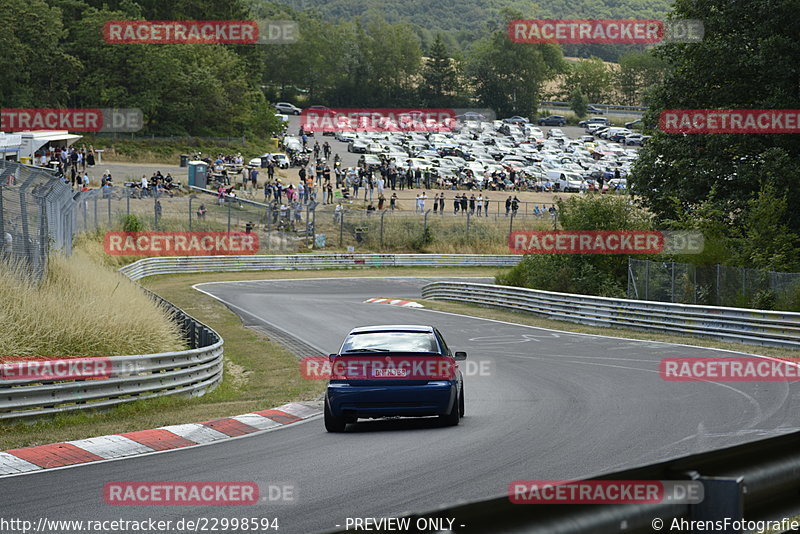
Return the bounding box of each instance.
[1,0,663,137]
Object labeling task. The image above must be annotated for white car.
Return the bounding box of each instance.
[274,102,301,115]
[546,170,585,192]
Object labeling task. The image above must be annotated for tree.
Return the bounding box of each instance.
[419,34,459,107]
[497,195,655,297]
[570,89,588,118]
[465,9,563,118]
[616,51,668,106]
[632,0,800,270]
[559,57,612,104]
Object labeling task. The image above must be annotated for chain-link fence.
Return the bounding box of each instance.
[627,258,800,310]
[0,161,75,280]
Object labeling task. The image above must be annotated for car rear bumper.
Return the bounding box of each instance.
[327,382,457,418]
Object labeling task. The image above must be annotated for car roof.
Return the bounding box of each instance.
[349,325,435,334]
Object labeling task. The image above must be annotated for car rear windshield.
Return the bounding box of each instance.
[341,332,439,353]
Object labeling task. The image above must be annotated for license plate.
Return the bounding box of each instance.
[373,368,409,378]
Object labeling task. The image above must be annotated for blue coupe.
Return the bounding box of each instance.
[324,325,466,432]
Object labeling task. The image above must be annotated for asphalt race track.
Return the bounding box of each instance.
[4,277,800,533]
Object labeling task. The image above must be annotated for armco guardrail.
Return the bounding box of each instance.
[422,282,800,349]
[120,254,522,281]
[0,288,223,420]
[322,429,800,533]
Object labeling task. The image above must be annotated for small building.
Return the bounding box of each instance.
[15,130,82,163]
[0,132,23,161]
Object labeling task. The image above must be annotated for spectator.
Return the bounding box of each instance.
[197,204,207,219]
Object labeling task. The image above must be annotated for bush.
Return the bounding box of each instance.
[122,214,145,232]
[497,195,653,296]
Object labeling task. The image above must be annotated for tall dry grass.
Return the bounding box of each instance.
[0,248,185,360]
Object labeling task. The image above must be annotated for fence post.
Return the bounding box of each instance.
[509,211,514,234]
[126,193,130,216]
[339,209,344,247]
[189,197,193,231]
[93,196,98,229]
[0,184,4,256]
[628,258,639,299]
[644,259,650,300]
[716,264,722,306]
[671,261,675,303]
[266,205,272,250]
[305,203,311,248]
[107,196,112,226]
[37,195,48,280]
[380,210,386,249]
[423,209,431,239]
[227,201,231,232]
[466,211,471,234]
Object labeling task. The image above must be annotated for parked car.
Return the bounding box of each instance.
[362,154,382,170]
[274,102,301,115]
[348,140,369,153]
[546,170,585,192]
[587,105,605,114]
[578,116,610,128]
[608,129,633,143]
[324,325,466,432]
[624,133,645,146]
[503,116,529,124]
[538,115,567,126]
[625,119,644,129]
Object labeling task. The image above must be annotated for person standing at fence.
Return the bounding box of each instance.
[438,193,444,215]
[378,193,385,210]
[469,194,476,215]
[250,167,258,194]
[390,192,397,210]
[432,193,439,214]
[476,194,483,216]
[505,196,512,216]
[453,194,460,215]
[484,196,490,217]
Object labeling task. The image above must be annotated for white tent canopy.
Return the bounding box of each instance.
[16,130,82,161]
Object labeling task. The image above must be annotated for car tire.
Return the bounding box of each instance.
[459,384,465,417]
[324,398,347,433]
[294,110,300,115]
[440,391,461,427]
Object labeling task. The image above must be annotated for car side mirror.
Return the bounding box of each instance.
[329,353,337,361]
[454,351,467,361]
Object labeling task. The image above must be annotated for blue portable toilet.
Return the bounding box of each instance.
[188,161,208,188]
